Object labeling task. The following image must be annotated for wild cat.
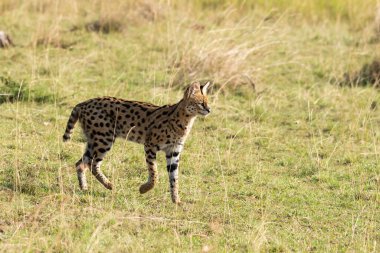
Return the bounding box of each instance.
[62,82,211,203]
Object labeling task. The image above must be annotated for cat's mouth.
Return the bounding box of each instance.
[199,109,211,116]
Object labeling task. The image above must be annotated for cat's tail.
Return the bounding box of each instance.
[62,105,80,142]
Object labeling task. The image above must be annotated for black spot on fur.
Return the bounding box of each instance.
[84,150,91,157]
[99,139,107,145]
[146,159,154,165]
[147,154,155,159]
[167,163,178,172]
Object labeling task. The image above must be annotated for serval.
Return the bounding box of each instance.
[63,81,211,203]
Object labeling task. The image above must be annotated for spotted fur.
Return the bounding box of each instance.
[63,82,211,203]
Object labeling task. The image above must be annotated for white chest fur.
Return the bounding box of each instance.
[186,117,195,133]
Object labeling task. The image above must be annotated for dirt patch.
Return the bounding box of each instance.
[76,1,166,34]
[85,19,124,34]
[340,60,380,88]
[34,37,76,49]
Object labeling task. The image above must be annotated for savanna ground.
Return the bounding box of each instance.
[0,0,379,252]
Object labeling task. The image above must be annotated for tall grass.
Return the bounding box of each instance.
[0,0,379,252]
[166,9,289,91]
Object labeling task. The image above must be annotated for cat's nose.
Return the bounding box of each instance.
[205,107,211,113]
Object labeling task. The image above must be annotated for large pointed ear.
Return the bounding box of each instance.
[184,82,201,99]
[201,81,211,95]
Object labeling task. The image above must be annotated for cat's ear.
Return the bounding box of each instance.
[184,82,200,99]
[200,81,211,95]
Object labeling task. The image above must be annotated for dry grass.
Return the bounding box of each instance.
[340,59,380,87]
[0,0,379,252]
[376,4,380,35]
[168,9,289,92]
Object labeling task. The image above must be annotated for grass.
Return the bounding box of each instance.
[0,0,379,252]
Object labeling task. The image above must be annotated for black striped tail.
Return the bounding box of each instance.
[63,106,80,142]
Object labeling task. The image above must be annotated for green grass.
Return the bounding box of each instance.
[0,0,379,252]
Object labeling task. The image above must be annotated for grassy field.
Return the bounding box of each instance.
[0,0,379,252]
